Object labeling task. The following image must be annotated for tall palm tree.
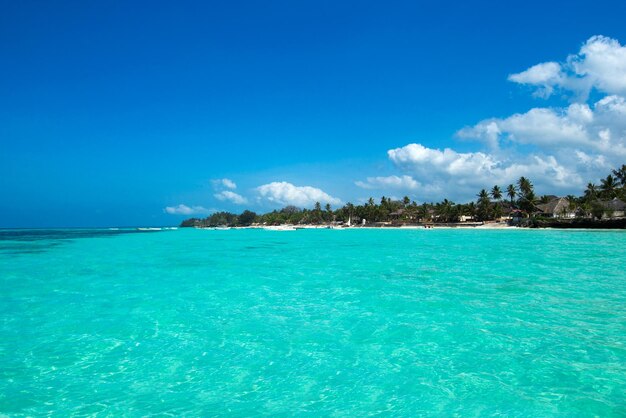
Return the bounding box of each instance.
[417,203,430,222]
[517,176,533,197]
[600,175,618,198]
[490,185,503,221]
[520,190,537,214]
[435,199,454,223]
[506,184,517,205]
[344,202,355,215]
[584,183,598,201]
[467,201,476,217]
[476,189,492,221]
[491,185,502,201]
[612,164,626,187]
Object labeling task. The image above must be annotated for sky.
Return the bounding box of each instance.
[2,0,626,227]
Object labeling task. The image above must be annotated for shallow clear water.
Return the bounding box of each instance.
[1,228,625,416]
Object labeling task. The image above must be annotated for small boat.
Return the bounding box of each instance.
[263,225,296,231]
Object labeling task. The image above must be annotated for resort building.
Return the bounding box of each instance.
[535,197,576,219]
[597,198,626,218]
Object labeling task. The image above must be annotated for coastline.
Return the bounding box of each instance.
[192,219,626,231]
[196,222,518,231]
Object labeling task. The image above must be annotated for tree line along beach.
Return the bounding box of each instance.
[180,165,626,230]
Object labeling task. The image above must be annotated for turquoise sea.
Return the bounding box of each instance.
[1,228,625,416]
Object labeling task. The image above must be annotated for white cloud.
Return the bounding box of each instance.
[385,143,582,200]
[361,35,626,202]
[508,35,626,99]
[164,204,211,215]
[571,35,626,97]
[508,62,564,98]
[457,98,626,158]
[388,143,498,178]
[355,175,421,190]
[214,190,248,205]
[460,37,626,163]
[458,104,592,148]
[212,178,237,189]
[256,182,341,207]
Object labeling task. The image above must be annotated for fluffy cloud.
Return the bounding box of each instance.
[508,62,564,98]
[458,104,592,148]
[388,144,498,178]
[571,36,626,96]
[389,144,575,186]
[355,175,421,190]
[210,178,248,204]
[445,34,626,200]
[256,182,341,207]
[357,36,626,202]
[508,35,626,98]
[214,190,248,205]
[164,204,211,215]
[458,98,626,159]
[212,178,237,189]
[383,143,580,199]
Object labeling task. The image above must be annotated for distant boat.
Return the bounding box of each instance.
[263,225,296,231]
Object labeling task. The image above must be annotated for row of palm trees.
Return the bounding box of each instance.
[474,176,538,220]
[475,165,626,221]
[181,165,626,227]
[584,167,626,201]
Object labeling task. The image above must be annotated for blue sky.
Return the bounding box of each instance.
[2,1,626,227]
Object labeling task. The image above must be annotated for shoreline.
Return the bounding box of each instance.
[192,224,622,231]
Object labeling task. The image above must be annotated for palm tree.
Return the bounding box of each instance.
[417,203,431,222]
[476,189,492,221]
[584,183,598,201]
[520,190,537,214]
[517,176,533,197]
[506,184,517,205]
[600,175,618,198]
[491,185,502,201]
[435,199,454,223]
[344,202,355,216]
[490,185,503,221]
[612,164,626,187]
[466,202,476,218]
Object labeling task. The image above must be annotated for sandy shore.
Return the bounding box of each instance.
[198,223,519,230]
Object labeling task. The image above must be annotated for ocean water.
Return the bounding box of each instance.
[1,228,625,416]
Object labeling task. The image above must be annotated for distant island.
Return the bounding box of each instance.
[181,165,626,229]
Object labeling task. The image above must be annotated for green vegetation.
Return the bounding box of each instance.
[181,164,626,227]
